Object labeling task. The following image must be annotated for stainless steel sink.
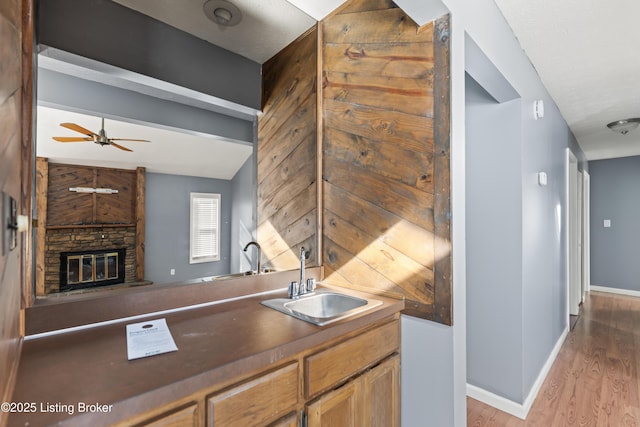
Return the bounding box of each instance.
[261,289,382,326]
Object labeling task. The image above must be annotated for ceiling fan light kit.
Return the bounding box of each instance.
[606,118,640,135]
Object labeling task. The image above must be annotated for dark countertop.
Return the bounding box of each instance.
[8,285,403,427]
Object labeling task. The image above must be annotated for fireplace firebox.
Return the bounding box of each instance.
[60,248,126,291]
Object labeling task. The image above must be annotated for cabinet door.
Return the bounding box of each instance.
[131,403,200,427]
[361,355,400,427]
[207,362,298,427]
[268,412,298,427]
[306,380,360,427]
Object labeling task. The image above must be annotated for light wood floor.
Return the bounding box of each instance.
[468,291,640,426]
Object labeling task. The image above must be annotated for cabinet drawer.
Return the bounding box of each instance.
[305,320,399,398]
[131,403,199,427]
[207,362,298,427]
[268,412,298,427]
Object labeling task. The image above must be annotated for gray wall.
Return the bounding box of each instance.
[145,172,232,283]
[521,95,578,396]
[38,69,254,143]
[37,0,261,109]
[465,74,524,401]
[590,156,640,291]
[461,19,586,414]
[401,315,454,426]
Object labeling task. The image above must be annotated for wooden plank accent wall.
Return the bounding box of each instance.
[321,0,452,323]
[0,0,28,419]
[257,27,319,271]
[46,163,136,226]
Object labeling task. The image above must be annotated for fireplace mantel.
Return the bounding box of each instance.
[46,223,135,230]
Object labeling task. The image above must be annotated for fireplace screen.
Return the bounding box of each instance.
[60,248,126,291]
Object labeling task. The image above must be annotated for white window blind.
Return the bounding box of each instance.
[190,192,220,264]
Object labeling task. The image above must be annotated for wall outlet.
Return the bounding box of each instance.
[603,219,611,228]
[170,268,175,275]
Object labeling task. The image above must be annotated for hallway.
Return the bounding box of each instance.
[468,291,640,426]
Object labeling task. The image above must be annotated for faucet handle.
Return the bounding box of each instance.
[288,281,298,298]
[306,278,316,293]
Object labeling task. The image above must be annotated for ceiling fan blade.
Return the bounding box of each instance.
[110,142,133,152]
[109,138,150,142]
[53,137,92,142]
[60,122,98,137]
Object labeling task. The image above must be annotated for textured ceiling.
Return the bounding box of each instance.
[493,0,640,160]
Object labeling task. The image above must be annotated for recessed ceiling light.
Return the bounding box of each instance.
[203,0,242,27]
[606,118,640,135]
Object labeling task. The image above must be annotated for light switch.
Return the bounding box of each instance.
[603,219,611,228]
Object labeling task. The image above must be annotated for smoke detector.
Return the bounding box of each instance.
[203,0,242,27]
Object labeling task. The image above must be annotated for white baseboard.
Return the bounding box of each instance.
[467,383,528,419]
[467,325,569,420]
[591,285,640,298]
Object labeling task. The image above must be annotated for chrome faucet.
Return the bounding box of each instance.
[299,246,307,292]
[288,246,315,298]
[243,241,261,274]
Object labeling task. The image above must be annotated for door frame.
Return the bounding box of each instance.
[566,149,581,317]
[582,171,590,297]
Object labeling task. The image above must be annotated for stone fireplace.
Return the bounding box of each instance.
[36,160,146,296]
[45,227,136,294]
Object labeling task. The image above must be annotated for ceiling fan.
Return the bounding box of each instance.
[52,118,149,152]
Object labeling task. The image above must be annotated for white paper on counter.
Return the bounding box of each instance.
[126,318,178,360]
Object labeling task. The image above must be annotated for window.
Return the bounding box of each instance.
[190,192,220,264]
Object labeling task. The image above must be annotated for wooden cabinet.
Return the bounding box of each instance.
[207,362,298,427]
[361,355,400,427]
[307,379,359,427]
[143,319,398,427]
[202,319,399,427]
[304,320,399,399]
[304,319,400,427]
[306,355,400,427]
[128,403,200,427]
[269,413,299,427]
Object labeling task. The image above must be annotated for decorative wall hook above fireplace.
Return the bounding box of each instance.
[69,187,119,194]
